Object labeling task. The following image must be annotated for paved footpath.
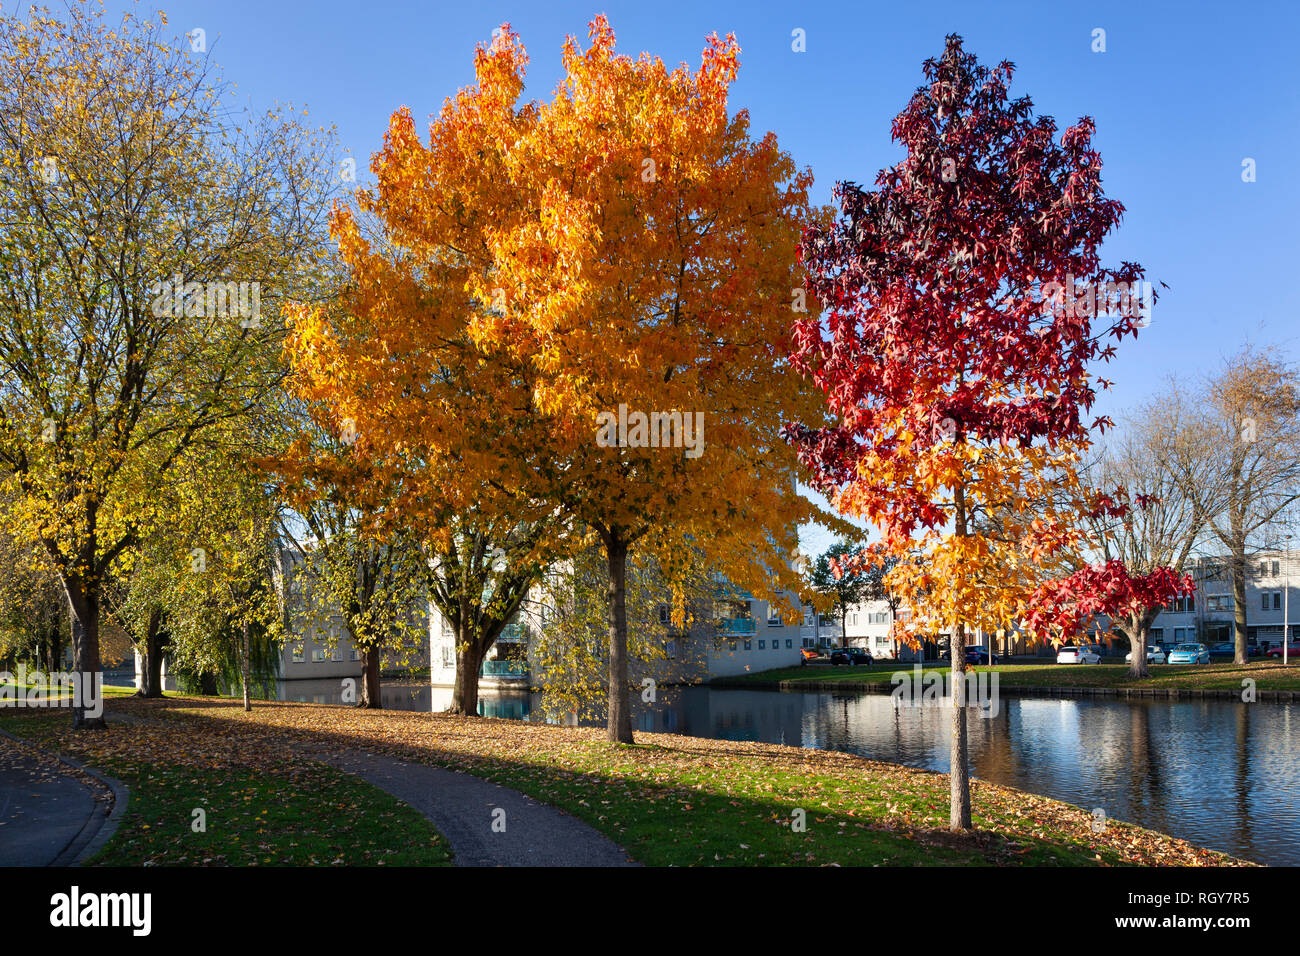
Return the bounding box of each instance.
[0,731,123,866]
[304,746,638,867]
[4,713,630,867]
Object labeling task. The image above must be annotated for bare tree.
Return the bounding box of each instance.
[1083,381,1223,675]
[1196,347,1300,662]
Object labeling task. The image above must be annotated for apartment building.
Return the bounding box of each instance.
[425,570,815,686]
[1140,549,1298,650]
[275,543,429,682]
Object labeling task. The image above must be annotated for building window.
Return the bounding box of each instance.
[1273,561,1281,577]
[802,637,814,649]
[331,647,342,662]
[1273,592,1283,610]
[291,646,304,663]
[1149,628,1163,644]
[658,603,670,625]
[758,640,765,649]
[311,648,326,663]
[785,639,793,649]
[767,607,781,626]
[442,646,454,666]
[744,640,752,651]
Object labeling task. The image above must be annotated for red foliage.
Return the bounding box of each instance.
[783,35,1154,540]
[1023,560,1195,641]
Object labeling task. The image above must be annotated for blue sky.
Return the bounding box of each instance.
[73,0,1300,552]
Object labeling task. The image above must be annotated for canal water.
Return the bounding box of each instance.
[277,679,1297,865]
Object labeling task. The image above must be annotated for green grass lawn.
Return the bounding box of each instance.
[3,693,1248,867]
[20,694,1243,867]
[715,659,1300,692]
[0,708,453,866]
[2,682,143,696]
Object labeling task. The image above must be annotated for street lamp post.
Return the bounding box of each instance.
[1286,534,1292,666]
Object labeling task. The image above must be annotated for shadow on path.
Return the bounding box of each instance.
[300,745,637,867]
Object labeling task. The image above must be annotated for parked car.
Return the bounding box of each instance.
[1266,642,1300,660]
[1167,643,1211,664]
[1208,642,1263,658]
[1125,646,1166,664]
[1057,644,1103,665]
[799,647,821,665]
[963,645,999,665]
[830,649,873,667]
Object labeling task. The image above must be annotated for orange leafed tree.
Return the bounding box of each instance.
[294,18,844,742]
[476,19,849,743]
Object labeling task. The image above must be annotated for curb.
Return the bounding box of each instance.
[0,726,129,866]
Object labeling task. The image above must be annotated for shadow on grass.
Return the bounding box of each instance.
[9,694,1162,868]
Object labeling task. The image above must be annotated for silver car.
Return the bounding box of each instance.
[1057,644,1103,664]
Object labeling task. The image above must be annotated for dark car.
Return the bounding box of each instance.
[830,649,873,667]
[1209,642,1263,658]
[963,645,999,665]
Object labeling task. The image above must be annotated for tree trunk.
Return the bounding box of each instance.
[43,616,64,672]
[357,645,383,709]
[1127,612,1150,679]
[138,608,167,698]
[949,486,972,831]
[449,637,487,716]
[240,621,252,712]
[1230,544,1249,664]
[63,579,105,731]
[949,622,971,830]
[605,531,634,744]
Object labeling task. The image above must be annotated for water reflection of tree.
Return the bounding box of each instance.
[969,701,1022,783]
[1125,703,1168,825]
[1232,704,1254,856]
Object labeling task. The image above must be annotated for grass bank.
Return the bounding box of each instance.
[714,660,1300,695]
[1,695,1244,867]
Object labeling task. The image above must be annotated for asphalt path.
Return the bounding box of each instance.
[0,731,122,866]
[305,747,638,867]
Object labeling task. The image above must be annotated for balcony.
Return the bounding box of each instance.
[480,660,528,678]
[719,617,757,636]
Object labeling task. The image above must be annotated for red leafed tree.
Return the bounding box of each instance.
[785,35,1162,830]
[1024,559,1195,666]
